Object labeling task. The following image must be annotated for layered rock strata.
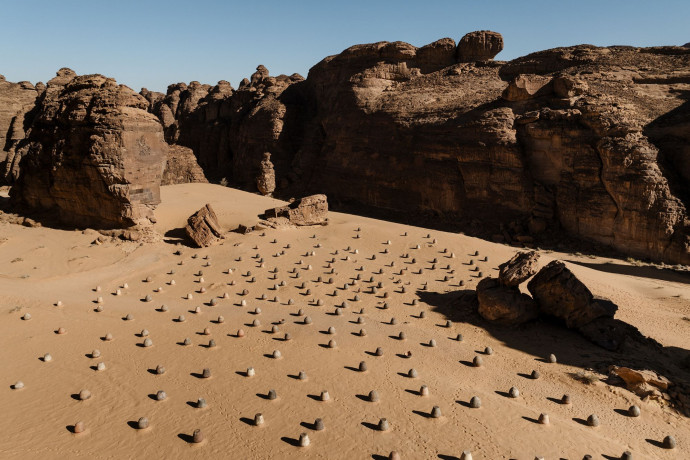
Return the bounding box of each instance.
[149,33,690,264]
[9,69,167,227]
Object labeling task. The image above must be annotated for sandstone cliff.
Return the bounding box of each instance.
[9,68,167,228]
[4,32,689,262]
[151,32,689,264]
[0,75,40,184]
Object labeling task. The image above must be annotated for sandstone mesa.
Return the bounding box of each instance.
[1,30,689,266]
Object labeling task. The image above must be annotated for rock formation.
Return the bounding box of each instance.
[477,251,541,325]
[476,277,539,325]
[185,203,223,247]
[0,76,40,184]
[456,30,504,62]
[147,33,687,264]
[264,194,328,226]
[9,69,167,228]
[144,71,305,190]
[498,251,540,287]
[162,144,207,185]
[527,260,618,328]
[610,366,671,400]
[256,152,276,195]
[5,31,690,264]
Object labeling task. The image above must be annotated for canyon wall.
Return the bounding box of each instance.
[2,32,689,263]
[152,32,689,264]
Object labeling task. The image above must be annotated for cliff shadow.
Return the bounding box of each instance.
[566,259,690,285]
[416,289,690,416]
[644,91,690,208]
[163,227,194,247]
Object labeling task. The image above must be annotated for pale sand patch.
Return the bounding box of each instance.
[0,183,687,459]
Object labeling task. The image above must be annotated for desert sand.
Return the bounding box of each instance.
[1,183,688,459]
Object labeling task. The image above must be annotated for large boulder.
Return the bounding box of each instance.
[264,194,328,226]
[476,277,539,325]
[527,260,617,328]
[416,38,457,73]
[498,251,540,286]
[9,69,167,228]
[185,203,223,247]
[456,30,504,62]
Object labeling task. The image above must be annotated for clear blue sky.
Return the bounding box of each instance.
[1,0,688,93]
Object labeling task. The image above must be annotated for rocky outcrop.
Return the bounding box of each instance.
[502,74,552,101]
[527,260,618,328]
[185,203,223,247]
[148,33,690,265]
[264,194,328,226]
[146,71,305,188]
[476,277,539,325]
[498,251,540,287]
[456,30,504,62]
[610,366,671,400]
[162,144,207,185]
[0,76,40,184]
[256,152,276,196]
[9,69,167,228]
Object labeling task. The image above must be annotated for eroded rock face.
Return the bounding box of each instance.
[527,260,618,328]
[185,203,223,247]
[10,69,167,228]
[502,74,552,101]
[476,277,539,325]
[498,251,540,287]
[0,76,40,184]
[150,34,690,265]
[264,194,328,226]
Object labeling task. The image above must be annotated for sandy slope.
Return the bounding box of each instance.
[0,183,688,459]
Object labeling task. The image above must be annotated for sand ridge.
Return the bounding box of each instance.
[0,184,688,459]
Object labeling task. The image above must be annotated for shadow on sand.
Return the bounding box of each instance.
[416,289,690,416]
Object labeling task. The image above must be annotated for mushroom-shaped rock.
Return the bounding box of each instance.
[456,30,503,62]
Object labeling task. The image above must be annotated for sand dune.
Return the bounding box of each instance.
[0,184,687,459]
